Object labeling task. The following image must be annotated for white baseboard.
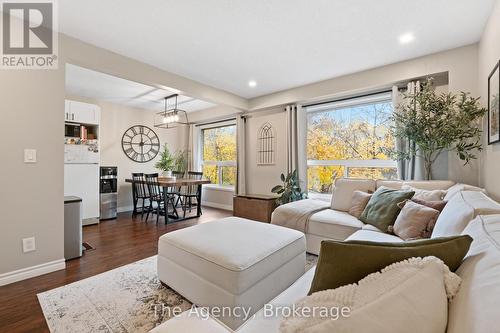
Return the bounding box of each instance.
[201,201,233,211]
[0,259,66,286]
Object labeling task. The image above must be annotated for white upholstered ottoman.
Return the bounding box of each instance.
[157,217,306,330]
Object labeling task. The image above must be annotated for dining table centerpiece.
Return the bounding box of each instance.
[155,144,175,178]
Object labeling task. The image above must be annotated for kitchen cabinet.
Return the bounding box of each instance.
[65,100,100,125]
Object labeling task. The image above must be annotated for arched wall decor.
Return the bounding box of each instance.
[257,122,275,165]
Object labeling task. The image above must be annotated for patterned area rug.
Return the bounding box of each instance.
[38,254,318,333]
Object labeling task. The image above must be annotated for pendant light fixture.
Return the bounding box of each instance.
[154,94,190,129]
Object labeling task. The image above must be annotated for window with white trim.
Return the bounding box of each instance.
[201,123,237,188]
[305,92,397,194]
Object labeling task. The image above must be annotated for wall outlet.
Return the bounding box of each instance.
[24,149,37,163]
[22,237,36,253]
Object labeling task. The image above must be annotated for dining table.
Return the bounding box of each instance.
[125,177,211,223]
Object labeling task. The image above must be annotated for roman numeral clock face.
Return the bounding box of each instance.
[121,125,160,163]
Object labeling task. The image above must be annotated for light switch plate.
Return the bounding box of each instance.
[22,237,36,253]
[24,149,37,163]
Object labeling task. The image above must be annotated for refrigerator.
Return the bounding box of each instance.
[64,145,100,225]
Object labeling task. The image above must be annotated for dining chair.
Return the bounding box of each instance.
[131,173,149,219]
[144,173,178,224]
[171,170,185,207]
[178,171,203,218]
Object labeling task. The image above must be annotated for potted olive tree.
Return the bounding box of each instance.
[387,79,487,180]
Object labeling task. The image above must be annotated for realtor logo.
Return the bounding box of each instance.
[1,0,58,69]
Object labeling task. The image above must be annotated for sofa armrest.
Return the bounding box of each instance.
[149,310,231,333]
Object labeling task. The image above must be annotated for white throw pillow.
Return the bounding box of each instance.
[432,191,500,238]
[401,184,446,201]
[280,257,461,333]
[444,183,487,201]
[431,192,474,238]
[331,178,376,212]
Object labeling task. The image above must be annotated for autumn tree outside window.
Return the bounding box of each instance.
[306,93,398,195]
[201,123,237,187]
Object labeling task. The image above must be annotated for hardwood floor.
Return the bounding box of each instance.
[0,207,232,333]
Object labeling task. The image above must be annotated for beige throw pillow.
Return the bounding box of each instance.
[410,198,447,212]
[402,184,446,201]
[281,257,461,333]
[390,200,440,240]
[348,191,372,218]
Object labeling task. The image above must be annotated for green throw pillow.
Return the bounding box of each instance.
[359,186,415,231]
[308,235,473,295]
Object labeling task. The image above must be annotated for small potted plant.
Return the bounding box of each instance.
[155,144,174,177]
[271,169,307,206]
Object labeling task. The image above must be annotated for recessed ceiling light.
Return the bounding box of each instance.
[248,80,257,88]
[399,33,415,44]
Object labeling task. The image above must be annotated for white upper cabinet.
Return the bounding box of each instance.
[65,100,101,125]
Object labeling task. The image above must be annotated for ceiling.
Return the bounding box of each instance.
[65,64,216,112]
[60,0,495,99]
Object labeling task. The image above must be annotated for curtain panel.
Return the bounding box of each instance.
[236,115,247,195]
[392,81,425,180]
[285,105,308,190]
[286,105,299,174]
[187,124,201,172]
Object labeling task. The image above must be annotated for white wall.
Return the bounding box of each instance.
[189,105,240,124]
[245,109,288,195]
[68,99,186,212]
[249,45,480,185]
[0,59,65,280]
[479,0,500,200]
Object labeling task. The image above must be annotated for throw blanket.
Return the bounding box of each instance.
[271,199,330,232]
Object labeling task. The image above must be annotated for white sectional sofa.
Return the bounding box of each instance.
[151,180,500,332]
[294,179,493,254]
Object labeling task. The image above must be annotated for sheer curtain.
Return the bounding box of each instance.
[235,115,246,195]
[392,81,424,180]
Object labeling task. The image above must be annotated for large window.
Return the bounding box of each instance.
[306,93,397,194]
[201,124,237,187]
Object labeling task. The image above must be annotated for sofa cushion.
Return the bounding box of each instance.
[403,180,455,191]
[308,235,471,295]
[376,180,403,189]
[308,209,364,240]
[444,183,487,201]
[284,257,460,333]
[331,178,376,212]
[359,186,415,231]
[447,215,500,333]
[375,180,455,191]
[401,184,446,201]
[347,229,403,242]
[432,191,500,238]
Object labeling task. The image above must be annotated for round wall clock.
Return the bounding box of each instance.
[121,125,160,163]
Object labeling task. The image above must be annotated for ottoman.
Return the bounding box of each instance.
[157,217,306,330]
